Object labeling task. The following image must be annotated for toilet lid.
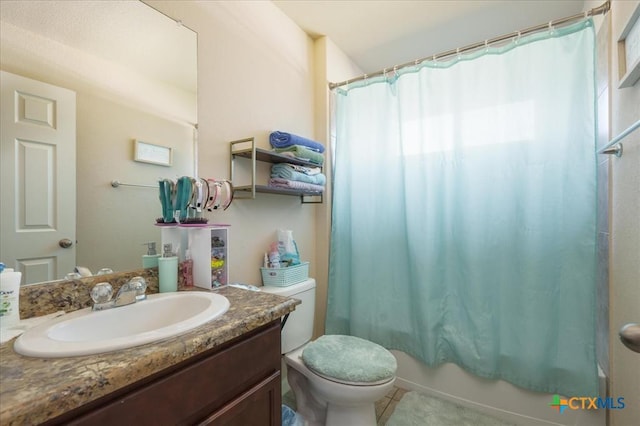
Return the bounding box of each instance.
[301,335,397,385]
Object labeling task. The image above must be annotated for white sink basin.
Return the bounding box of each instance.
[14,292,230,358]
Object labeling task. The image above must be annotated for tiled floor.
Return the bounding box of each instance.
[282,385,407,426]
[376,386,407,425]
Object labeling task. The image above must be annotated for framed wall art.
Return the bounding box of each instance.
[134,140,173,166]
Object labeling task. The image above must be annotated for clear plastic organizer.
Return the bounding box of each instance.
[261,262,309,287]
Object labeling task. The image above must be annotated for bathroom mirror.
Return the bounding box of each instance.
[0,0,197,283]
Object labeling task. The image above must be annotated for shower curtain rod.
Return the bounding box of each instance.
[328,0,610,90]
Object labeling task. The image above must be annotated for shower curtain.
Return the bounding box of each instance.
[327,20,598,397]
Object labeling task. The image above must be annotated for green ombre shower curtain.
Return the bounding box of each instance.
[327,20,598,397]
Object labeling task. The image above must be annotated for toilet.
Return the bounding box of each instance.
[262,279,397,426]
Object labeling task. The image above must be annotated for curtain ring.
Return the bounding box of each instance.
[456,47,461,59]
[484,39,489,52]
[514,31,521,44]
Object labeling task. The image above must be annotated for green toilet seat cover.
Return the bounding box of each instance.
[301,335,397,384]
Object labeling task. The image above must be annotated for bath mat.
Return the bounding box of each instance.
[386,391,516,426]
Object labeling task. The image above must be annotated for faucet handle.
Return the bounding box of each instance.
[90,282,113,304]
[129,276,148,301]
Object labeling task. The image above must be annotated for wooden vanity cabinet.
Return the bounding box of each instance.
[45,320,282,426]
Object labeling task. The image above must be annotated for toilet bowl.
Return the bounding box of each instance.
[285,337,396,426]
[261,279,397,426]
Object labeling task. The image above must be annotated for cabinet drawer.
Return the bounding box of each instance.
[63,321,281,425]
[198,372,281,426]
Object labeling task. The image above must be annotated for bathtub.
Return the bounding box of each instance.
[392,351,606,426]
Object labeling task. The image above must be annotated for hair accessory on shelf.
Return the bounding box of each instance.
[206,178,221,211]
[219,179,234,210]
[174,176,192,221]
[205,179,234,211]
[156,175,234,224]
[189,177,204,211]
[180,216,208,224]
[199,178,209,209]
[158,179,176,223]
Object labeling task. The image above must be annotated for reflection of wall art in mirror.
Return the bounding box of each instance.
[134,140,173,166]
[618,3,640,88]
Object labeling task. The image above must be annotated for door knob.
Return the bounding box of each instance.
[59,238,73,249]
[619,323,640,353]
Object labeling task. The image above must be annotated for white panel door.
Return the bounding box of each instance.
[0,71,76,284]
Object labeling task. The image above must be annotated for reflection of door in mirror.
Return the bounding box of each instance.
[0,71,76,285]
[0,1,197,282]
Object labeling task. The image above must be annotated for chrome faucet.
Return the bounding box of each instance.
[90,277,147,311]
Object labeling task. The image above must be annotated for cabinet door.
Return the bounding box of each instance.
[198,372,281,426]
[55,322,281,426]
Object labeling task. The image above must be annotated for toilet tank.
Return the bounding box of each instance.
[261,278,316,354]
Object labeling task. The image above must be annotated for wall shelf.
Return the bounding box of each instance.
[230,137,323,204]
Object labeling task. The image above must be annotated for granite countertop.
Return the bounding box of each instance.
[0,286,299,425]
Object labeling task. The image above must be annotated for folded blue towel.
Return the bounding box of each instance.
[271,163,326,186]
[270,131,325,153]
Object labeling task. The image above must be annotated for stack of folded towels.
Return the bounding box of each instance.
[269,131,326,193]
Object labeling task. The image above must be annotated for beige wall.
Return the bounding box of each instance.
[608,1,640,425]
[311,36,363,337]
[75,93,194,273]
[0,17,196,126]
[148,1,319,286]
[1,0,358,321]
[0,1,197,277]
[0,63,195,277]
[1,0,322,285]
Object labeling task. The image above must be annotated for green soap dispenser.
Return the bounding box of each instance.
[142,242,161,268]
[158,243,178,293]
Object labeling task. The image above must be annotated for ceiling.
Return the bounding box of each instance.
[272,0,587,75]
[0,0,197,93]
